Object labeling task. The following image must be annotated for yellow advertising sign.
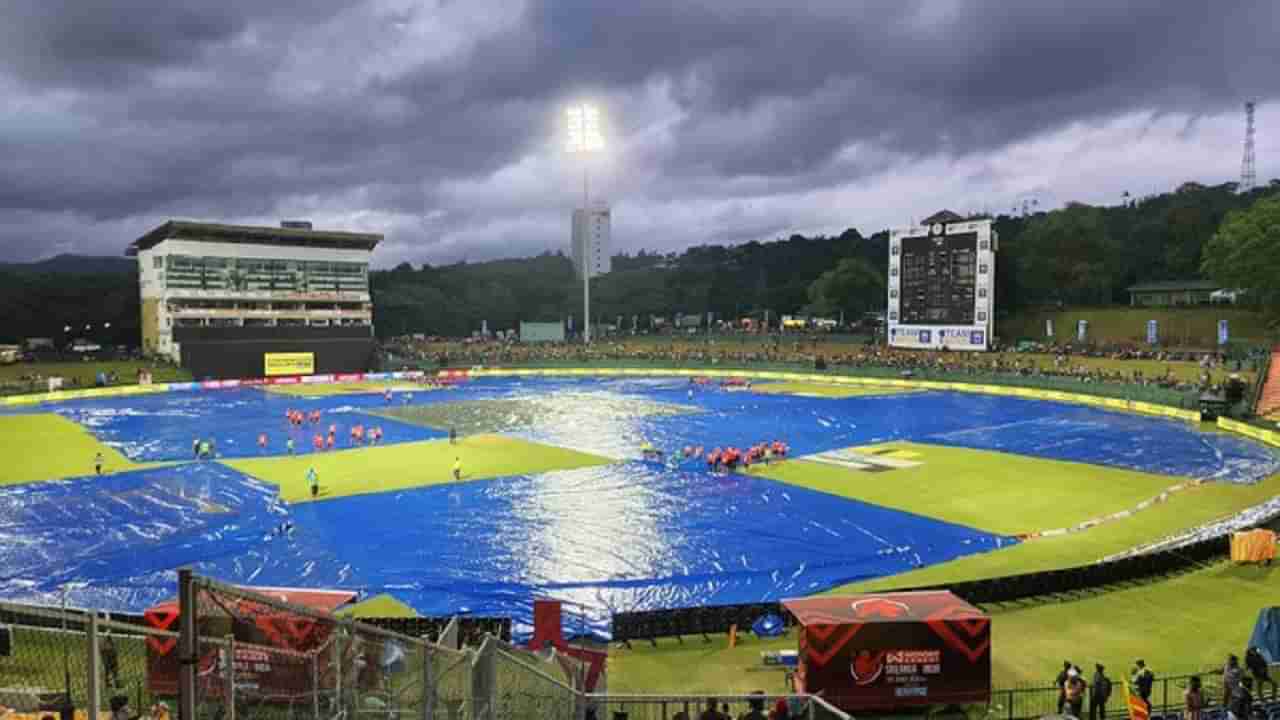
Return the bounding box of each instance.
[264,352,315,377]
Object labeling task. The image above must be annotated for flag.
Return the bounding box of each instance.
[1124,680,1149,720]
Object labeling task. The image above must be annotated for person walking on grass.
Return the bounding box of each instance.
[307,466,319,498]
[449,427,457,445]
[95,452,104,476]
[452,457,462,481]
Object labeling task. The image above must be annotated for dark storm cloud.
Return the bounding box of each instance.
[0,0,1275,265]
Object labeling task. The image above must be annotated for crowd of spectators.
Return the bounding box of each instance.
[380,334,1260,398]
[1049,649,1276,720]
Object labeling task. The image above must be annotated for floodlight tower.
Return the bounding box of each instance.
[566,104,604,344]
[1241,100,1257,193]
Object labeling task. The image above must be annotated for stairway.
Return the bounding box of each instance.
[1255,347,1280,420]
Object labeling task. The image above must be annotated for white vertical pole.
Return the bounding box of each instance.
[583,165,591,346]
[87,612,100,720]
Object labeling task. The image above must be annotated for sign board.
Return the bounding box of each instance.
[783,592,991,712]
[887,218,995,351]
[1045,319,1054,338]
[1146,319,1158,345]
[1077,320,1088,343]
[1218,320,1230,346]
[264,352,315,377]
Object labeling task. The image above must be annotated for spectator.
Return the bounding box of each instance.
[1245,646,1274,699]
[1230,677,1253,720]
[769,697,790,720]
[739,693,767,720]
[1090,664,1112,720]
[1056,660,1073,714]
[109,696,137,720]
[100,630,120,688]
[698,698,719,720]
[1131,660,1154,712]
[1065,667,1087,719]
[1185,676,1203,720]
[1224,654,1243,708]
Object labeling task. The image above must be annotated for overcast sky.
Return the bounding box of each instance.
[1,1,1277,268]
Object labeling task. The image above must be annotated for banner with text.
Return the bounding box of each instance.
[264,352,315,377]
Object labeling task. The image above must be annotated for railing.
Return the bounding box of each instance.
[613,534,1232,644]
[394,356,1203,409]
[3,588,1274,720]
[584,694,852,720]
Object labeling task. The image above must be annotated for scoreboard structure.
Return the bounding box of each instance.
[887,217,996,351]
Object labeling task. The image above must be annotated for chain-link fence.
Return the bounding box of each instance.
[189,574,447,720]
[0,599,181,720]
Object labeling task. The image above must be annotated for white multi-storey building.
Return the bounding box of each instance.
[128,221,381,364]
[570,203,611,279]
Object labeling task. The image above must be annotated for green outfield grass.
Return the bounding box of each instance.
[749,382,914,398]
[337,593,420,618]
[262,381,432,398]
[609,561,1279,695]
[836,470,1280,592]
[225,434,611,503]
[0,413,141,485]
[748,443,1180,535]
[1000,306,1270,347]
[0,360,191,388]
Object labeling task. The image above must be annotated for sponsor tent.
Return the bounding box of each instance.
[1250,607,1280,663]
[782,591,990,712]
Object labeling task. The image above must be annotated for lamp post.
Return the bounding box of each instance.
[566,104,604,344]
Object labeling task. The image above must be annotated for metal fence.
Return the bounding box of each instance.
[583,694,852,720]
[991,670,1280,720]
[0,598,180,720]
[5,578,1272,720]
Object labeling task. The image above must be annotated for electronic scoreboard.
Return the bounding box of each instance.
[887,217,996,351]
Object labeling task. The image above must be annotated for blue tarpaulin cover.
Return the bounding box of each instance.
[1250,607,1280,662]
[1,376,1276,637]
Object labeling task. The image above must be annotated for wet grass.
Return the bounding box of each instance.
[224,434,612,503]
[0,413,143,485]
[747,442,1179,536]
[610,561,1279,693]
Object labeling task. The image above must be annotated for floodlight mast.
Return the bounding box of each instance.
[567,104,603,344]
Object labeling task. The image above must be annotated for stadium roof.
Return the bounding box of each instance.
[1126,280,1221,292]
[127,220,382,256]
[922,209,966,224]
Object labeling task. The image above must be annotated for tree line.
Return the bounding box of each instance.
[0,178,1276,346]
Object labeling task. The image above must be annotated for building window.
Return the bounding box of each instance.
[890,267,898,276]
[889,311,898,321]
[153,256,163,269]
[979,240,989,250]
[979,264,989,274]
[978,311,988,321]
[978,288,988,298]
[890,289,898,298]
[891,245,899,255]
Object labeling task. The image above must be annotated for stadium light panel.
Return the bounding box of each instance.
[566,104,604,153]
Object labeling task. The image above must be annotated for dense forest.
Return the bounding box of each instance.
[1,179,1277,345]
